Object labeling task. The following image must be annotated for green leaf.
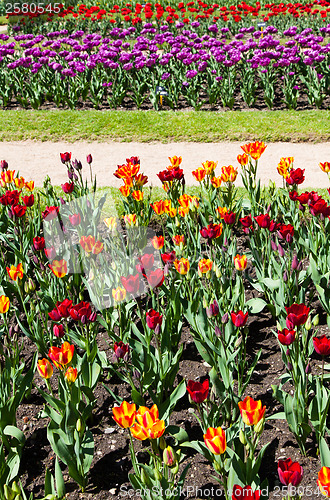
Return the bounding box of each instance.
[245,298,268,314]
[55,457,66,498]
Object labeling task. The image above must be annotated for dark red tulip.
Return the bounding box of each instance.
[48,308,61,322]
[278,329,296,346]
[33,236,46,251]
[240,215,253,228]
[161,251,176,264]
[21,194,34,207]
[224,211,236,225]
[277,224,294,242]
[12,204,27,217]
[206,299,219,318]
[113,341,130,362]
[289,191,299,201]
[86,154,93,164]
[285,303,310,328]
[69,301,92,322]
[297,192,311,205]
[171,167,184,180]
[146,309,163,329]
[56,299,73,318]
[313,335,330,357]
[231,310,248,328]
[269,220,279,232]
[187,379,209,404]
[42,206,59,221]
[278,458,303,486]
[200,223,222,239]
[157,170,174,183]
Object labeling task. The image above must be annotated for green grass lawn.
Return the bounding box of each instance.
[0,109,329,143]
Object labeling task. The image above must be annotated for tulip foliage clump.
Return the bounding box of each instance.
[1,145,330,499]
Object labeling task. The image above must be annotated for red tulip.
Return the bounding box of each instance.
[231,310,248,327]
[69,301,93,322]
[254,214,270,229]
[53,324,65,339]
[285,168,305,186]
[200,223,223,239]
[56,299,73,318]
[187,379,209,403]
[12,204,27,218]
[48,308,61,322]
[113,341,130,361]
[44,246,56,260]
[138,253,154,271]
[278,458,303,486]
[313,335,330,357]
[277,224,294,242]
[69,213,81,226]
[157,170,174,183]
[121,274,140,294]
[240,215,253,228]
[146,309,163,330]
[278,329,296,346]
[232,485,261,500]
[61,182,75,194]
[42,206,59,221]
[145,269,164,288]
[60,152,71,163]
[285,303,310,328]
[161,251,176,264]
[223,211,236,225]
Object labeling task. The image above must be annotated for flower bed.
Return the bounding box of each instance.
[1,146,330,499]
[0,22,329,110]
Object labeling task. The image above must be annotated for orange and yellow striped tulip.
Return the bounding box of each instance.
[48,341,74,370]
[216,207,228,218]
[151,200,165,216]
[198,258,213,274]
[119,185,130,197]
[6,263,24,281]
[130,404,165,440]
[237,153,249,166]
[151,235,165,250]
[168,155,182,168]
[37,358,53,379]
[174,257,190,275]
[1,170,15,184]
[204,427,226,455]
[113,401,136,428]
[65,367,78,383]
[104,217,117,230]
[14,176,25,188]
[211,176,222,188]
[172,235,185,246]
[49,259,67,278]
[25,181,35,191]
[192,167,207,182]
[241,141,267,160]
[0,295,10,313]
[238,396,266,426]
[318,467,330,497]
[320,162,330,174]
[234,254,247,271]
[112,287,127,302]
[123,214,137,226]
[132,190,144,201]
[202,160,218,175]
[221,165,238,183]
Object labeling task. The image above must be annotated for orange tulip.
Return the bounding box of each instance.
[241,141,267,160]
[277,157,294,178]
[202,160,218,175]
[0,295,10,313]
[130,404,165,440]
[178,194,192,208]
[174,257,190,275]
[317,467,330,497]
[216,207,228,218]
[198,258,213,274]
[112,287,127,302]
[80,236,103,255]
[178,206,189,217]
[14,176,25,188]
[211,176,222,188]
[204,427,226,455]
[221,165,238,183]
[135,173,148,187]
[113,401,136,428]
[238,396,266,426]
[123,214,137,226]
[132,190,144,201]
[104,217,117,230]
[319,162,330,174]
[25,180,35,191]
[237,153,249,166]
[1,169,15,184]
[37,358,53,379]
[192,167,207,182]
[48,341,74,370]
[172,234,185,246]
[6,263,24,281]
[151,200,165,215]
[151,235,165,249]
[64,366,78,383]
[119,185,130,197]
[234,254,247,271]
[49,259,67,278]
[168,155,182,168]
[114,164,140,179]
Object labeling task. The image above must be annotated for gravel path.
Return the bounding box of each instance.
[1,140,329,188]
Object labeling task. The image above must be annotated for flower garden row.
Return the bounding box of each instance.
[8,0,330,38]
[0,22,329,110]
[1,143,330,498]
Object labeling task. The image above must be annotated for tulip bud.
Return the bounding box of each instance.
[215,326,222,337]
[9,326,14,337]
[287,362,293,371]
[81,314,87,325]
[164,264,170,277]
[239,429,247,445]
[32,254,39,265]
[76,418,84,434]
[141,468,151,486]
[221,312,229,324]
[283,271,288,282]
[313,314,319,327]
[86,154,93,165]
[203,296,208,308]
[286,348,290,356]
[214,265,221,278]
[278,244,285,258]
[175,218,180,228]
[67,169,73,180]
[271,240,278,252]
[163,446,177,467]
[213,461,221,472]
[235,336,242,348]
[1,160,8,171]
[306,362,311,374]
[291,255,299,270]
[4,484,16,500]
[28,278,36,292]
[53,324,64,339]
[74,159,82,170]
[24,281,30,294]
[254,417,265,435]
[305,316,312,331]
[266,203,271,213]
[276,321,282,330]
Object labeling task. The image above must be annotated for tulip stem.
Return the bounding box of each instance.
[128,430,138,474]
[321,356,325,386]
